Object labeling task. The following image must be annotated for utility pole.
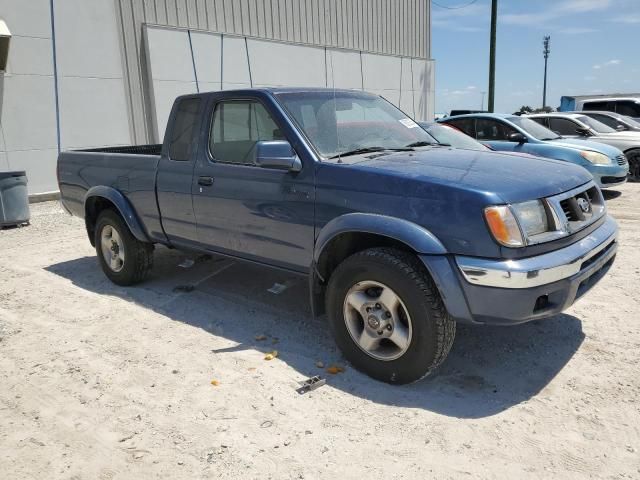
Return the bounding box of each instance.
[542,36,551,109]
[480,91,487,110]
[487,0,498,112]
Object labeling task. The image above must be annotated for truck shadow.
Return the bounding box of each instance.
[45,247,585,419]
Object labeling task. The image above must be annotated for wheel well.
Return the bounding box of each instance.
[310,232,420,317]
[316,232,416,284]
[85,197,118,246]
[624,147,640,156]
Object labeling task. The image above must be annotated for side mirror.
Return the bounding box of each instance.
[255,140,302,172]
[508,132,527,144]
[616,124,626,132]
[575,126,591,137]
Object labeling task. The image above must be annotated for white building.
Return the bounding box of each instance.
[0,0,434,195]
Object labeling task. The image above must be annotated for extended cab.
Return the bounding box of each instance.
[58,88,618,384]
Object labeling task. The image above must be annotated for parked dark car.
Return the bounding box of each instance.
[417,122,489,151]
[58,88,618,384]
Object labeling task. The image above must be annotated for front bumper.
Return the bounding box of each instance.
[421,215,618,325]
[590,163,628,188]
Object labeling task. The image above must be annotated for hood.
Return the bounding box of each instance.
[548,138,624,156]
[345,147,592,204]
[600,131,640,139]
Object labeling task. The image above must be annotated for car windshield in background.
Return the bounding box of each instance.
[624,116,640,128]
[510,116,561,140]
[424,123,488,151]
[275,91,437,159]
[577,115,616,134]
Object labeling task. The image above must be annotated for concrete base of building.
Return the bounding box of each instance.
[29,191,60,203]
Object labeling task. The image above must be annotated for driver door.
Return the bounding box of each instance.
[191,96,315,272]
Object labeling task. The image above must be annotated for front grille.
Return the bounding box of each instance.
[547,183,605,235]
[559,186,598,222]
[601,176,627,184]
[580,239,616,271]
[616,154,627,166]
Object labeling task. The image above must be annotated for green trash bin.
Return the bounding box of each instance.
[0,171,30,228]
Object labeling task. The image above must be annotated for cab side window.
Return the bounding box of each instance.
[548,118,580,136]
[590,114,621,130]
[583,101,610,112]
[616,101,640,118]
[445,118,475,137]
[169,98,202,161]
[475,118,516,141]
[209,100,282,165]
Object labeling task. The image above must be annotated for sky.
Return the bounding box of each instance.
[431,0,640,115]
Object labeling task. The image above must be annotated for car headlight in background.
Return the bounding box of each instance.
[580,150,610,165]
[485,200,553,247]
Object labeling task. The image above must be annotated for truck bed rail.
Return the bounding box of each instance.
[77,144,162,155]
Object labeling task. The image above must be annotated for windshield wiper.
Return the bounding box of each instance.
[328,146,413,159]
[404,141,436,148]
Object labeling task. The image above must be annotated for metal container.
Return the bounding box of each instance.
[0,171,30,227]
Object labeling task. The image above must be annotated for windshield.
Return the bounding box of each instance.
[275,91,437,159]
[623,116,640,128]
[424,123,488,151]
[577,115,616,133]
[509,116,561,140]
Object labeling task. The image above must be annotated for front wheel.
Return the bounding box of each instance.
[326,248,455,384]
[626,149,640,182]
[94,209,154,286]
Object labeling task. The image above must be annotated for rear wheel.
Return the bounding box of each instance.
[326,248,455,384]
[94,210,153,286]
[626,149,640,182]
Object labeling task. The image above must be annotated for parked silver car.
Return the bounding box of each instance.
[576,111,640,132]
[527,112,640,180]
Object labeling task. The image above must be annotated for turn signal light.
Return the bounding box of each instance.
[484,206,524,247]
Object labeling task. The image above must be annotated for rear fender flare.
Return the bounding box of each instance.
[84,186,150,244]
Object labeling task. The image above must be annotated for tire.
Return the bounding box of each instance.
[626,149,640,182]
[94,209,154,286]
[326,247,455,384]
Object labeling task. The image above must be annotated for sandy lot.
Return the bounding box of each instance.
[1,185,639,479]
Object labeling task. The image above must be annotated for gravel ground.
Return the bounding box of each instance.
[1,185,639,479]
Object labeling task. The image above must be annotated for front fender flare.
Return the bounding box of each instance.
[309,214,448,317]
[313,213,447,265]
[84,186,150,243]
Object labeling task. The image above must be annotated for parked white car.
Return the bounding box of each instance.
[577,111,640,133]
[527,112,640,180]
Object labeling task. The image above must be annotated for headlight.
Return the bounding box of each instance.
[485,200,551,247]
[511,200,549,237]
[580,150,610,165]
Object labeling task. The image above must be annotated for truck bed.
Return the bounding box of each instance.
[58,146,164,241]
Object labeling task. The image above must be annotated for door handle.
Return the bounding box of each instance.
[198,176,214,186]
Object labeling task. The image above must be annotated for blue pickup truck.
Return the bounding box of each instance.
[58,88,618,384]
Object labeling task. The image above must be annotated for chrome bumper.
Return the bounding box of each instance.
[456,215,618,289]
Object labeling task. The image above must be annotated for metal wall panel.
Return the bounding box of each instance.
[116,0,430,143]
